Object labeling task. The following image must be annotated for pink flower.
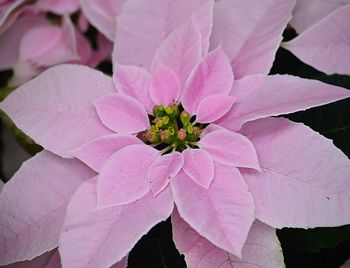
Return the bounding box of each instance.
[0,0,350,267]
[0,0,113,86]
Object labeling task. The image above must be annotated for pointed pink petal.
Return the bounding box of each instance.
[290,0,350,33]
[200,124,225,136]
[196,95,235,123]
[114,0,207,70]
[36,0,79,14]
[19,15,78,67]
[110,255,128,268]
[97,144,158,208]
[198,129,260,170]
[72,134,142,172]
[0,15,47,71]
[150,64,181,106]
[4,250,61,268]
[148,152,184,197]
[0,151,94,265]
[191,0,214,55]
[113,64,153,113]
[210,0,294,78]
[94,94,149,134]
[182,45,233,114]
[59,178,174,268]
[172,210,284,267]
[182,149,214,189]
[151,18,201,88]
[284,5,350,75]
[219,74,350,131]
[80,0,125,40]
[0,64,115,158]
[171,165,255,257]
[241,117,350,228]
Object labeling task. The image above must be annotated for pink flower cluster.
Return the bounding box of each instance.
[0,0,350,267]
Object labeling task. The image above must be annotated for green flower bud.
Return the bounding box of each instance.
[180,111,191,128]
[153,105,165,117]
[187,126,201,142]
[165,105,179,119]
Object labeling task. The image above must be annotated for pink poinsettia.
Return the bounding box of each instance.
[1,0,350,267]
[283,0,350,75]
[0,0,112,86]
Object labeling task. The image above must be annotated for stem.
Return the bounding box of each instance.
[158,145,174,155]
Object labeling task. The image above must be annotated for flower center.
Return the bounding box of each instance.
[139,104,206,153]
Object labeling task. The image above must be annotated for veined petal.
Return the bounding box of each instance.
[94,94,149,134]
[113,0,207,70]
[80,0,125,40]
[182,45,233,114]
[289,0,350,33]
[196,95,235,123]
[72,134,142,172]
[171,165,255,257]
[148,152,184,197]
[151,17,201,88]
[113,64,154,113]
[192,0,214,55]
[59,178,174,268]
[0,151,95,265]
[3,249,61,268]
[210,0,295,78]
[241,117,350,228]
[219,74,350,131]
[198,129,260,170]
[97,144,158,209]
[0,64,116,158]
[172,210,284,267]
[182,149,214,189]
[150,64,181,106]
[284,5,350,75]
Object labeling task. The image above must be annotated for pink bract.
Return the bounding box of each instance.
[0,0,350,267]
[284,1,350,75]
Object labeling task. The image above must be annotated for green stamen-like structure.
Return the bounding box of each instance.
[142,104,205,153]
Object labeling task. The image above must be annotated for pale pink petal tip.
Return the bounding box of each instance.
[113,64,154,113]
[182,149,214,189]
[96,144,158,209]
[196,94,235,123]
[172,209,284,268]
[182,45,233,114]
[171,166,255,257]
[199,129,261,171]
[71,134,142,172]
[148,152,184,197]
[59,178,173,268]
[94,94,149,134]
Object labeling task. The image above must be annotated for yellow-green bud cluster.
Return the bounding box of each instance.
[143,104,203,151]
